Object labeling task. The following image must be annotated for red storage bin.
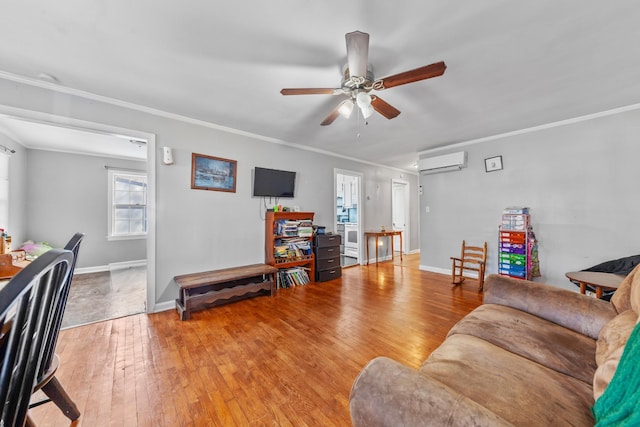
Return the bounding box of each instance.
[499,231,526,244]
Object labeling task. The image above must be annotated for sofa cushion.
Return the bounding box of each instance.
[448,304,597,384]
[483,274,615,339]
[593,311,639,401]
[594,345,624,401]
[420,334,594,426]
[595,309,637,366]
[611,263,640,313]
[350,357,513,427]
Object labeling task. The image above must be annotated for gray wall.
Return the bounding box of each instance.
[0,78,420,309]
[25,150,146,268]
[419,108,640,289]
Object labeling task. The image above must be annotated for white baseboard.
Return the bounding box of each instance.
[152,300,175,313]
[109,259,147,270]
[419,265,450,275]
[419,264,479,279]
[74,265,109,275]
[75,259,147,275]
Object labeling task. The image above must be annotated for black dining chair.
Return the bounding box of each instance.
[30,232,84,421]
[0,248,74,427]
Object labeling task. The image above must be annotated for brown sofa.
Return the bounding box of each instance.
[350,267,640,426]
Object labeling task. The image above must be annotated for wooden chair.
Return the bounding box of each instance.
[0,249,74,427]
[451,240,487,291]
[29,233,84,421]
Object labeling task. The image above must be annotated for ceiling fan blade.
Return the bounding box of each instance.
[345,31,369,78]
[371,96,401,119]
[281,88,341,95]
[320,103,343,126]
[377,61,446,89]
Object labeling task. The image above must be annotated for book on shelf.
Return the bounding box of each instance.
[277,267,310,288]
[274,219,314,237]
[273,238,312,260]
[297,226,313,237]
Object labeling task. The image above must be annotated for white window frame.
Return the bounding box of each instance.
[0,153,9,231]
[107,169,148,241]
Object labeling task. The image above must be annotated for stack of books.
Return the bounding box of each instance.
[276,220,300,237]
[277,267,310,288]
[274,238,312,261]
[297,220,313,237]
[275,219,314,237]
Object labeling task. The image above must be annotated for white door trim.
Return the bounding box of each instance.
[334,168,364,265]
[391,178,410,254]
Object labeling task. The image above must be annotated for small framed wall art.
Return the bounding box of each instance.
[191,153,237,192]
[484,155,503,173]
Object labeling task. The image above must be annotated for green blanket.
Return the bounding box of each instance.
[593,321,640,426]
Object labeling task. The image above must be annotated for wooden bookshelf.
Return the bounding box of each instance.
[265,211,315,287]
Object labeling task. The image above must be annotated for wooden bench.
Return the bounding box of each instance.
[174,263,277,320]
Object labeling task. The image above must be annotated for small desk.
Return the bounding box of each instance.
[365,230,403,265]
[565,271,625,299]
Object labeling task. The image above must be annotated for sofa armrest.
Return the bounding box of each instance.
[350,357,512,427]
[483,274,617,339]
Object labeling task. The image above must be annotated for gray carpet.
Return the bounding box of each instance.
[61,266,146,329]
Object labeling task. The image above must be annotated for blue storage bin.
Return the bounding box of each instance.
[499,269,527,278]
[499,263,525,272]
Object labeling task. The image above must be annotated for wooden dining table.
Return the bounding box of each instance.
[0,250,30,280]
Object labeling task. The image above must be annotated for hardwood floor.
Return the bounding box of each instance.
[30,253,483,426]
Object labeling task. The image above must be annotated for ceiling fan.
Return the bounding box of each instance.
[280,31,446,126]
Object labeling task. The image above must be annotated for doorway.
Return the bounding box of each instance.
[392,179,410,255]
[0,109,157,325]
[335,169,363,267]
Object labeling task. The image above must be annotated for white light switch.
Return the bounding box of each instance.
[425,206,431,213]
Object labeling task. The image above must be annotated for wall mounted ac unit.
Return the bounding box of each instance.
[418,151,467,174]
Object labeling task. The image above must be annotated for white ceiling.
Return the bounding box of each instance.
[0,116,147,160]
[1,1,639,170]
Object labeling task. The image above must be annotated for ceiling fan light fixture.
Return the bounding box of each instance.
[361,104,374,119]
[280,31,446,126]
[338,100,354,118]
[356,91,372,109]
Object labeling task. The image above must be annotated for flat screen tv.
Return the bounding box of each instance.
[253,167,296,198]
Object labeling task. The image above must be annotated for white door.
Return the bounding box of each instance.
[392,180,409,254]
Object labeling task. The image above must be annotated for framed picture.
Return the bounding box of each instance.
[191,153,237,192]
[484,155,503,172]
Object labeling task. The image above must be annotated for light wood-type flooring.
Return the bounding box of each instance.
[30,253,483,426]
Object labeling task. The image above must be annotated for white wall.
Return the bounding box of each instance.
[419,107,640,289]
[0,78,420,309]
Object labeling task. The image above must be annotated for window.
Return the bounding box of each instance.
[108,169,147,240]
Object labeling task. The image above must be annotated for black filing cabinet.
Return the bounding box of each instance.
[314,234,342,282]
